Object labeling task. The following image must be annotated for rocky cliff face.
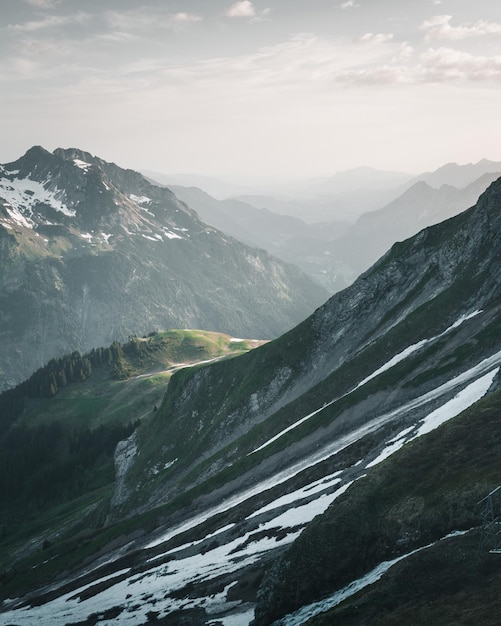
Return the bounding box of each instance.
[0,147,328,390]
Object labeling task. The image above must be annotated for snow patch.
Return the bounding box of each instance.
[278,528,473,625]
[73,158,92,171]
[130,193,152,204]
[356,309,484,389]
[0,175,75,219]
[163,227,183,239]
[411,367,498,439]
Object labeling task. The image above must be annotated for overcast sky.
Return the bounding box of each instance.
[2,0,501,180]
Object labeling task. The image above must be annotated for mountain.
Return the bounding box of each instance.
[143,171,248,199]
[232,188,406,224]
[0,146,327,391]
[411,158,501,189]
[167,185,352,292]
[331,172,501,274]
[308,165,412,195]
[2,174,501,623]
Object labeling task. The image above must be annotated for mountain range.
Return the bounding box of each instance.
[0,146,327,391]
[1,169,501,624]
[166,184,352,293]
[163,166,501,295]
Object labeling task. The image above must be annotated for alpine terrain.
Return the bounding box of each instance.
[1,175,501,624]
[0,146,327,391]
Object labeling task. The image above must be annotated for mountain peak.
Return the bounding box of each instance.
[53,147,97,166]
[6,145,53,172]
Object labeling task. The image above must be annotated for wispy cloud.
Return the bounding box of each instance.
[422,15,501,41]
[226,1,256,17]
[357,33,394,44]
[104,9,202,34]
[421,47,501,81]
[22,0,60,7]
[338,45,501,85]
[171,13,202,24]
[225,1,271,21]
[340,1,359,9]
[8,12,90,32]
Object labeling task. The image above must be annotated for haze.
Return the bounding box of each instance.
[2,0,501,182]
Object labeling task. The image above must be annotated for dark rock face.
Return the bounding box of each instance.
[0,147,328,390]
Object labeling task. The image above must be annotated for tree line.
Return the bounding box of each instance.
[0,338,149,531]
[0,338,151,435]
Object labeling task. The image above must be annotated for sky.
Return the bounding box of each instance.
[2,0,501,181]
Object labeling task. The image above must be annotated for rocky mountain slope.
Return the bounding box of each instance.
[1,176,501,624]
[254,389,501,625]
[0,147,327,391]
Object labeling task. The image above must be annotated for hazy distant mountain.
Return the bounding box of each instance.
[143,170,248,199]
[411,158,501,189]
[307,165,412,195]
[0,146,327,390]
[169,185,352,292]
[331,172,501,273]
[233,185,414,224]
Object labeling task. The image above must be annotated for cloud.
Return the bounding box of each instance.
[357,33,394,44]
[421,15,501,41]
[337,44,501,86]
[340,1,359,9]
[251,7,272,23]
[171,13,202,23]
[8,12,90,32]
[225,2,271,22]
[226,1,256,17]
[22,0,60,7]
[420,47,501,81]
[105,9,202,33]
